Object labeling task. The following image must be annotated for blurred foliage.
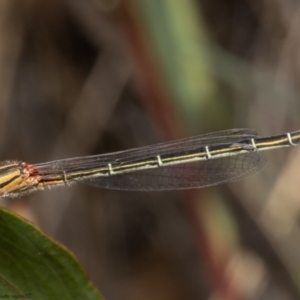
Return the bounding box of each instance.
[0,208,102,299]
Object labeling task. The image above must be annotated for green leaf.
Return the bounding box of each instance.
[0,207,103,300]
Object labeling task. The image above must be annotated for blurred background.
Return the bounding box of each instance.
[1,0,300,299]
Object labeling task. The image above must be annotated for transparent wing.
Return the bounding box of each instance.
[82,151,266,191]
[35,128,264,191]
[35,128,258,172]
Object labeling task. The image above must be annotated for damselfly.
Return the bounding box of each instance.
[0,128,299,198]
